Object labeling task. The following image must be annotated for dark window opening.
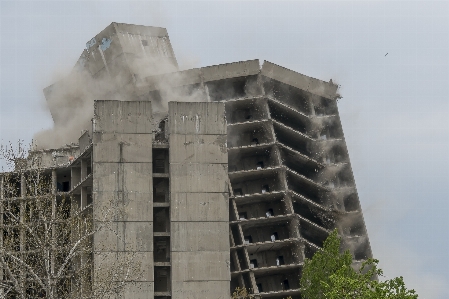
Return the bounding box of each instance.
[314,106,325,116]
[244,109,252,120]
[234,188,243,196]
[271,232,278,242]
[154,237,170,262]
[154,267,170,292]
[153,149,169,173]
[238,212,247,220]
[266,208,274,217]
[153,179,169,203]
[262,184,269,193]
[244,235,252,244]
[257,283,263,293]
[57,181,70,192]
[283,279,290,290]
[153,208,170,232]
[154,159,166,173]
[252,138,259,145]
[87,194,93,206]
[249,259,258,269]
[276,256,284,266]
[256,161,264,169]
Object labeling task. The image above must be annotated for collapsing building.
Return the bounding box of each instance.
[0,23,372,299]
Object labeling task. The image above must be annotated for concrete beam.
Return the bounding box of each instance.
[261,61,339,100]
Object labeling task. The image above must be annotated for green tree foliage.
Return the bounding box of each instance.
[231,287,292,299]
[300,229,418,299]
[231,287,256,299]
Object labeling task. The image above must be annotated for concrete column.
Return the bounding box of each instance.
[288,217,300,239]
[92,101,154,297]
[51,169,57,195]
[257,73,266,96]
[81,159,88,181]
[20,173,26,197]
[169,102,229,298]
[19,173,25,299]
[230,199,239,221]
[199,74,211,102]
[0,176,3,228]
[0,176,2,298]
[249,272,258,294]
[71,167,81,189]
[81,187,87,210]
[19,173,25,251]
[237,224,245,246]
[231,251,241,271]
[282,193,294,215]
[242,248,251,271]
[309,98,316,116]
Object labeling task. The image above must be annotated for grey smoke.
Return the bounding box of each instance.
[33,29,203,150]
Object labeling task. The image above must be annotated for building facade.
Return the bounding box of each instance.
[0,23,372,299]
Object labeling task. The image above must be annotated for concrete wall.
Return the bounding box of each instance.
[169,102,230,299]
[260,61,339,100]
[93,100,154,298]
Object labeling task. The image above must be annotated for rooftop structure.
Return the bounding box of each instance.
[0,23,372,299]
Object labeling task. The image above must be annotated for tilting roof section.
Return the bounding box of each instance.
[145,59,340,100]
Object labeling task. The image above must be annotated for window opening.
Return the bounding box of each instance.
[234,188,243,196]
[276,256,284,266]
[314,106,325,116]
[271,232,278,242]
[249,259,258,269]
[244,235,253,244]
[87,194,93,206]
[154,159,165,173]
[154,267,170,292]
[241,108,252,120]
[238,212,247,220]
[62,181,70,192]
[266,208,274,217]
[256,161,264,169]
[283,279,290,290]
[252,138,259,145]
[256,283,263,293]
[262,184,269,194]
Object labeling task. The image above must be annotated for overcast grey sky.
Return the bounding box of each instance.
[1,1,448,298]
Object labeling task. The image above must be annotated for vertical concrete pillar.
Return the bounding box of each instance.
[309,98,316,116]
[51,170,57,195]
[81,187,87,210]
[249,272,258,294]
[169,102,230,298]
[19,173,25,251]
[0,176,3,297]
[51,170,57,281]
[81,159,88,181]
[18,173,25,298]
[257,72,266,96]
[283,193,295,215]
[71,167,81,189]
[92,101,154,298]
